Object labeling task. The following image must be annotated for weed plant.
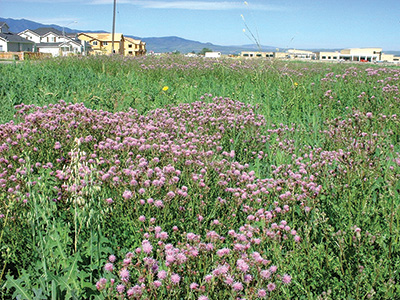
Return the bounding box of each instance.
[0,55,399,299]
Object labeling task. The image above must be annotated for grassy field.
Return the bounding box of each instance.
[0,55,399,299]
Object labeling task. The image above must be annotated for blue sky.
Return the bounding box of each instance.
[1,0,400,50]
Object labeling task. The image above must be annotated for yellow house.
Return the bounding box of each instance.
[124,37,146,56]
[77,33,125,55]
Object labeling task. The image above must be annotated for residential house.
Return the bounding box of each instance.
[0,22,35,52]
[18,27,87,56]
[124,37,146,56]
[77,33,125,55]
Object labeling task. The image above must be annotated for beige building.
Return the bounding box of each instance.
[124,37,146,56]
[287,49,315,59]
[287,49,316,59]
[339,48,381,62]
[380,53,400,62]
[241,51,274,58]
[239,47,399,63]
[316,51,341,61]
[274,52,289,59]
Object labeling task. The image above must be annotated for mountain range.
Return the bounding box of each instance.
[0,17,281,54]
[2,17,400,56]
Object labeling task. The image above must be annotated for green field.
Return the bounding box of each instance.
[0,55,399,299]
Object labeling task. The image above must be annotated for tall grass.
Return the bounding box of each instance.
[0,55,399,299]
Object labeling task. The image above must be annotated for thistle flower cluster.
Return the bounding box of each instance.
[1,80,399,298]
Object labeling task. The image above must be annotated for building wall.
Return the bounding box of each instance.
[19,31,41,43]
[0,39,7,52]
[124,39,146,56]
[38,46,60,57]
[241,51,274,58]
[317,52,340,60]
[7,42,34,52]
[274,52,288,59]
[41,33,59,43]
[101,41,124,55]
[60,42,83,56]
[205,52,221,58]
[341,48,382,55]
[381,54,394,62]
[78,34,124,55]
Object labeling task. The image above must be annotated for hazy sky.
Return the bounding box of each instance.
[1,0,400,50]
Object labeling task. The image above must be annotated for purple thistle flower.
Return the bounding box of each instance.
[170,273,181,284]
[282,274,292,284]
[267,283,276,292]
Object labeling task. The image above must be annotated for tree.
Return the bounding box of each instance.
[199,48,213,55]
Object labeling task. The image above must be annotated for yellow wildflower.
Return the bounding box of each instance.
[162,86,169,91]
[294,82,299,87]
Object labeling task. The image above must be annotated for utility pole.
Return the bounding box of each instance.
[111,0,116,54]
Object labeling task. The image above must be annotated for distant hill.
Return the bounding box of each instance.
[130,36,279,54]
[1,17,278,54]
[2,17,399,55]
[0,17,105,35]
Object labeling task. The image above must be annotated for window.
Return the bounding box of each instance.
[128,51,133,54]
[93,41,98,46]
[328,56,331,59]
[243,54,249,57]
[129,44,132,48]
[103,42,108,46]
[322,56,326,59]
[256,54,262,57]
[333,56,337,59]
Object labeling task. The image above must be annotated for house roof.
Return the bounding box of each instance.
[35,39,81,48]
[0,32,35,43]
[18,29,40,36]
[60,40,81,47]
[79,32,124,42]
[125,37,143,44]
[33,27,63,37]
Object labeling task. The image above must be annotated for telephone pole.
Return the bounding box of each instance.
[111,0,116,54]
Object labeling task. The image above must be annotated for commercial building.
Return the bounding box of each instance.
[339,48,382,62]
[241,47,400,63]
[241,51,274,58]
[315,51,341,61]
[287,49,316,60]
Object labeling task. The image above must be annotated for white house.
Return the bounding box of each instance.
[0,22,35,52]
[18,27,88,56]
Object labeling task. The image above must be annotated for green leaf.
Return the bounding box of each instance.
[4,274,33,300]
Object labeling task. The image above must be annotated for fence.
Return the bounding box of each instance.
[0,52,52,61]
